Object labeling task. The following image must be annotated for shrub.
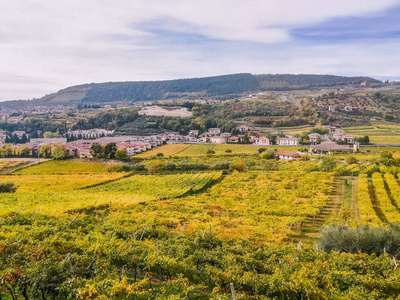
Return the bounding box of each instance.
[320,223,400,256]
[213,161,230,170]
[260,151,276,160]
[165,162,176,171]
[132,163,147,172]
[157,153,164,157]
[345,156,358,164]
[148,161,165,173]
[205,149,215,157]
[225,149,232,153]
[230,161,246,171]
[0,181,16,193]
[320,157,337,172]
[258,147,266,154]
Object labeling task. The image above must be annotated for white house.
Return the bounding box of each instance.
[210,136,226,144]
[208,128,221,136]
[253,136,270,145]
[236,125,250,132]
[275,151,301,161]
[276,137,299,146]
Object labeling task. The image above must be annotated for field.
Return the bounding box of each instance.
[2,158,400,299]
[344,121,400,144]
[133,144,189,158]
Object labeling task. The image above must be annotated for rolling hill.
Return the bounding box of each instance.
[0,73,382,109]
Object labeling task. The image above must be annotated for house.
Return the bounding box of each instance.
[236,125,250,132]
[221,132,232,138]
[308,133,322,144]
[344,106,353,112]
[253,136,270,146]
[228,136,239,143]
[12,131,28,139]
[310,141,352,154]
[30,138,67,145]
[210,136,226,144]
[328,106,337,112]
[117,143,145,156]
[208,128,221,136]
[276,137,299,146]
[332,132,356,144]
[189,130,199,137]
[0,131,7,144]
[7,116,24,123]
[275,151,301,161]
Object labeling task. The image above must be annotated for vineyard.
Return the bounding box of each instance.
[133,144,189,158]
[2,158,400,299]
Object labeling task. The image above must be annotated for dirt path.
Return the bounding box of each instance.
[301,178,344,241]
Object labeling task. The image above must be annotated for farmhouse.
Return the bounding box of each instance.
[310,141,353,154]
[210,136,226,144]
[275,151,301,161]
[253,136,271,145]
[308,133,322,144]
[208,128,221,136]
[236,125,250,132]
[277,137,299,146]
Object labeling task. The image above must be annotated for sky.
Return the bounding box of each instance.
[1,0,400,101]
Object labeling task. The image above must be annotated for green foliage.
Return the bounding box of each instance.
[148,161,165,173]
[229,161,246,171]
[90,143,104,158]
[345,156,358,164]
[104,143,117,159]
[39,143,52,158]
[0,181,16,193]
[320,156,337,172]
[115,149,128,161]
[321,224,400,256]
[257,147,266,154]
[43,131,62,138]
[51,143,68,160]
[378,151,394,166]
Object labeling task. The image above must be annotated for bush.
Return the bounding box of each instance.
[320,223,400,256]
[258,147,266,154]
[0,181,16,193]
[260,151,276,159]
[320,156,337,172]
[230,161,246,171]
[205,149,215,157]
[165,162,176,171]
[132,163,147,172]
[148,161,165,173]
[225,149,232,153]
[213,161,230,170]
[157,153,164,157]
[345,156,358,164]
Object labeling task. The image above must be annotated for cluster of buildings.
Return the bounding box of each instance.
[308,126,356,145]
[190,125,300,146]
[65,129,115,140]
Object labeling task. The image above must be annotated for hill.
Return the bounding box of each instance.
[0,73,382,108]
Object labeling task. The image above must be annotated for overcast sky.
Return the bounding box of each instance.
[1,0,400,101]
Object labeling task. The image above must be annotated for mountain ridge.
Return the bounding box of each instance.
[0,73,382,109]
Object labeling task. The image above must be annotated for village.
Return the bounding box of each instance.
[0,122,359,159]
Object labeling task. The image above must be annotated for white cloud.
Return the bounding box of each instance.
[0,0,399,100]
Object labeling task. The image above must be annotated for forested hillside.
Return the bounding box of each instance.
[0,73,382,108]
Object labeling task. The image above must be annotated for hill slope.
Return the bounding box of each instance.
[0,73,382,108]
